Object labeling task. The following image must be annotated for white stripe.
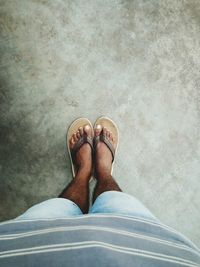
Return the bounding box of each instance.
[0,214,188,234]
[0,225,199,258]
[0,214,170,228]
[0,214,198,251]
[0,241,198,267]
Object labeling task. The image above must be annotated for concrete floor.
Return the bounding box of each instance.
[0,0,200,246]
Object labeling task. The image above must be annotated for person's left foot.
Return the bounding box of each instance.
[94,125,115,179]
[69,124,93,176]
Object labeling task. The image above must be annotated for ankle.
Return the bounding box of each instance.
[76,165,92,181]
[96,170,112,181]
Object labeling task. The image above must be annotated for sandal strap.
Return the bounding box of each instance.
[71,134,93,164]
[94,133,115,162]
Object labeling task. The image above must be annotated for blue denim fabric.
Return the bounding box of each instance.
[89,191,158,221]
[16,191,158,222]
[16,198,82,220]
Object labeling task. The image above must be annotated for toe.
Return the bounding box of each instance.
[76,131,80,139]
[108,131,114,143]
[73,133,78,142]
[102,127,107,136]
[83,124,92,137]
[70,138,75,149]
[102,128,114,143]
[109,131,113,140]
[79,127,84,136]
[95,124,102,137]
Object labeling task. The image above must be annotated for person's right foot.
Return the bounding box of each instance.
[69,124,93,177]
[94,125,117,179]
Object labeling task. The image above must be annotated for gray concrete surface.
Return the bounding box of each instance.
[0,0,200,246]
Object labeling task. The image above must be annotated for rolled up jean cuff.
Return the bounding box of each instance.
[90,191,158,222]
[15,191,158,222]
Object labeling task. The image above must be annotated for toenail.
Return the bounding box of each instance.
[84,125,90,130]
[96,125,101,130]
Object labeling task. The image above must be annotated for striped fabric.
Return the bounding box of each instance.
[0,214,200,266]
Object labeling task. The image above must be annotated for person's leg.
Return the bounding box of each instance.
[15,124,93,220]
[16,198,83,220]
[93,125,122,202]
[91,124,158,222]
[59,125,93,214]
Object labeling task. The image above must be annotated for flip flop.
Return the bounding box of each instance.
[67,118,94,178]
[94,116,119,175]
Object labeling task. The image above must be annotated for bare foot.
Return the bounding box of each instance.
[94,125,117,179]
[69,124,93,176]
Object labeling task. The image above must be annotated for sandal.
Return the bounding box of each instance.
[94,116,119,175]
[67,118,94,178]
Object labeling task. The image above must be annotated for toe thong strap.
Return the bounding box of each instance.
[71,134,93,164]
[94,134,115,162]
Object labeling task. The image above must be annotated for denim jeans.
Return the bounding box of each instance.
[15,191,158,222]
